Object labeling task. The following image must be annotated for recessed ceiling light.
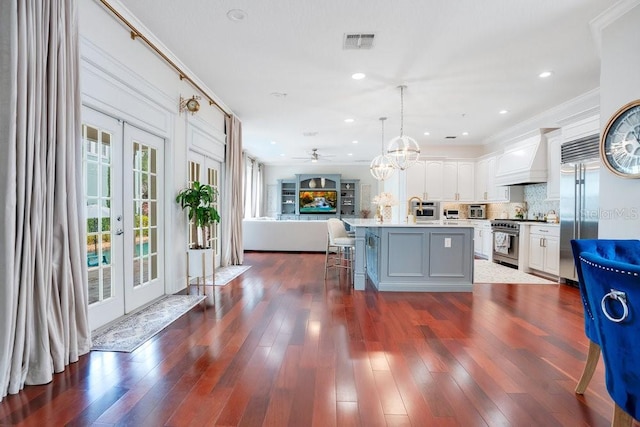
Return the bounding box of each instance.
[344,118,354,123]
[270,141,277,145]
[227,9,247,22]
[462,132,469,136]
[352,140,358,144]
[347,153,353,156]
[539,71,553,78]
[424,132,430,136]
[351,73,366,80]
[280,153,285,157]
[499,110,508,115]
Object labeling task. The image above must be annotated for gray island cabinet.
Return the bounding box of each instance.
[343,219,474,292]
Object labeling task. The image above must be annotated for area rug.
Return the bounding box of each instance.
[91,294,205,352]
[474,259,556,284]
[189,265,251,287]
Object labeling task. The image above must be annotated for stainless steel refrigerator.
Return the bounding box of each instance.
[559,135,600,282]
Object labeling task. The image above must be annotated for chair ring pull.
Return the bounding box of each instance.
[601,289,629,323]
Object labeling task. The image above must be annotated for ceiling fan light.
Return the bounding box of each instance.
[387,135,420,170]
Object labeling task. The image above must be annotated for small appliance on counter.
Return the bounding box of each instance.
[412,201,440,221]
[443,209,460,219]
[468,204,486,219]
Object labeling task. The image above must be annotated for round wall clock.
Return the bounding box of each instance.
[601,99,640,178]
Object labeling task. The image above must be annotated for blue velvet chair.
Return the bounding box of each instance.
[570,239,640,394]
[578,251,640,426]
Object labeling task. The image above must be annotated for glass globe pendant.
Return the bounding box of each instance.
[387,85,420,170]
[370,117,395,181]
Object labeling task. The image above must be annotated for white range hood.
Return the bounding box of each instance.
[495,133,548,186]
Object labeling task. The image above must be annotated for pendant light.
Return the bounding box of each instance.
[386,85,420,170]
[369,117,395,181]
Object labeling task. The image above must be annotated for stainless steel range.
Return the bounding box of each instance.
[490,220,521,268]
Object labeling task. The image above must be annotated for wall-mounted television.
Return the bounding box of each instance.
[299,190,337,214]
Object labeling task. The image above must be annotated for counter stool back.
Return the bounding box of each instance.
[571,239,640,394]
[324,218,355,283]
[579,252,640,426]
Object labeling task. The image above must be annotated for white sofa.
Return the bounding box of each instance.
[243,219,328,252]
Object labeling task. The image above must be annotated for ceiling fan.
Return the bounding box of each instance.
[292,148,335,163]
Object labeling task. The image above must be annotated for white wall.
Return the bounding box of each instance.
[79,1,227,292]
[598,3,640,238]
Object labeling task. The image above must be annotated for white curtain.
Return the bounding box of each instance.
[243,154,263,218]
[221,115,244,265]
[0,0,91,401]
[243,153,252,218]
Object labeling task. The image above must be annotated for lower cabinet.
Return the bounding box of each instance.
[528,225,559,275]
[473,221,492,259]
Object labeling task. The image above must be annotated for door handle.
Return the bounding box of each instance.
[115,229,124,235]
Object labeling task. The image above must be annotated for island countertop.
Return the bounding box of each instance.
[343,218,475,228]
[343,219,474,292]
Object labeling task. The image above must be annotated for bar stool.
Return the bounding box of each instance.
[324,218,355,283]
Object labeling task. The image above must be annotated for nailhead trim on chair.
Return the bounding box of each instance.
[579,256,640,276]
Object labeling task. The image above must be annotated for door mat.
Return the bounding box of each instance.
[91,294,205,352]
[188,265,251,287]
[474,259,556,284]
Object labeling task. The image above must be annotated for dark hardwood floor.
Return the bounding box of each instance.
[0,252,630,426]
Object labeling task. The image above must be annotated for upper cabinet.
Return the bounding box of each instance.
[443,161,475,202]
[406,160,445,201]
[406,160,472,201]
[476,155,524,203]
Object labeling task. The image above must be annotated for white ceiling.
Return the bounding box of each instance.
[118,0,617,165]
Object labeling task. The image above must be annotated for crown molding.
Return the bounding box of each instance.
[590,0,640,57]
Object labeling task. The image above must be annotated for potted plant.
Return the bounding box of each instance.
[176,181,220,249]
[176,181,220,295]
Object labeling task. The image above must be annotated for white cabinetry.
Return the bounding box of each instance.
[443,161,474,201]
[406,160,445,201]
[528,225,559,276]
[473,220,492,259]
[405,159,451,201]
[475,156,522,202]
[546,130,562,200]
[406,160,426,199]
[425,160,444,200]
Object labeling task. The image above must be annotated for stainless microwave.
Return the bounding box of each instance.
[412,201,440,221]
[468,204,486,219]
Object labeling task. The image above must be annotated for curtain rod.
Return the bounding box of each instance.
[98,0,231,118]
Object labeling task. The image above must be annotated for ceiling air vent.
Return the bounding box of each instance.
[343,33,375,50]
[445,136,457,139]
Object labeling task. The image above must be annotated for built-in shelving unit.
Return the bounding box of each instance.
[278,179,297,220]
[276,174,359,220]
[339,180,359,217]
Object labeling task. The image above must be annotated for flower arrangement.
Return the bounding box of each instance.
[372,192,397,207]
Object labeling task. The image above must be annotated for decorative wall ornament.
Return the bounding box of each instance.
[179,95,201,115]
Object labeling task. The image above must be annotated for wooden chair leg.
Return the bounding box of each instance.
[612,403,633,427]
[575,340,601,394]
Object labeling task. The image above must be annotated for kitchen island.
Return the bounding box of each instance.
[343,219,474,292]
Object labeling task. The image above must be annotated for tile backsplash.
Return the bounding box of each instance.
[443,183,560,220]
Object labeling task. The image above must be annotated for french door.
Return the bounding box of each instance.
[188,151,221,267]
[83,108,165,330]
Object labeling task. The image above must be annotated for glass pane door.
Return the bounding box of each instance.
[83,108,124,331]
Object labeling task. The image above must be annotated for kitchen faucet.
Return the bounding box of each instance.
[407,196,423,223]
